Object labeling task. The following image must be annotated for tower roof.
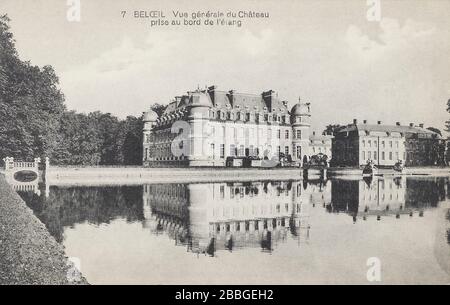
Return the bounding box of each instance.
[143,109,158,122]
[291,98,310,116]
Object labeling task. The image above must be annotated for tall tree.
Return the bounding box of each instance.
[53,111,102,165]
[0,14,65,161]
[116,116,143,165]
[446,99,450,133]
[323,124,342,136]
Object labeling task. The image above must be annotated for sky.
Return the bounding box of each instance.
[1,0,450,134]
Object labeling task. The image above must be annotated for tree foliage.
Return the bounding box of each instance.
[151,103,167,117]
[0,15,144,166]
[323,124,341,136]
[446,99,450,133]
[427,127,442,137]
[0,14,65,161]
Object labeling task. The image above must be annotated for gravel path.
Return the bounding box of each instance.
[0,175,87,285]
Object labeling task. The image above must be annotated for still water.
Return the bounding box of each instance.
[17,177,450,284]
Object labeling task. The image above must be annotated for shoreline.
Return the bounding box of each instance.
[0,175,87,285]
[41,166,450,185]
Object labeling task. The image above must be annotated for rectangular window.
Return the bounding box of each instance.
[389,152,393,160]
[277,146,281,157]
[268,129,272,140]
[277,130,281,139]
[230,145,236,156]
[368,151,372,159]
[285,130,289,139]
[395,152,399,160]
[396,141,399,148]
[296,130,301,139]
[248,145,254,157]
[382,151,385,160]
[296,146,301,158]
[220,144,225,158]
[285,146,289,155]
[382,141,385,148]
[368,140,371,147]
[362,151,366,160]
[220,185,225,199]
[362,140,365,147]
[374,151,377,160]
[389,141,393,148]
[239,145,245,157]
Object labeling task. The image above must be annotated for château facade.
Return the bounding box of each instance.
[142,86,331,167]
[332,119,446,167]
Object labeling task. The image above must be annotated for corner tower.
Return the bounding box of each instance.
[142,109,158,165]
[290,98,311,165]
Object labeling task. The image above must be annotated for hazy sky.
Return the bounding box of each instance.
[1,0,449,133]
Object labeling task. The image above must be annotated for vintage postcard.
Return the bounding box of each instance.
[1,0,449,292]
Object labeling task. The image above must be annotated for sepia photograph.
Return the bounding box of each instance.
[1,0,449,293]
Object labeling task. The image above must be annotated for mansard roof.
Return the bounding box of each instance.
[336,123,442,138]
[160,86,290,115]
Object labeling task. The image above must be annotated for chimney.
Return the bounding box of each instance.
[363,120,367,124]
[353,119,358,125]
[419,123,424,128]
[377,121,382,125]
[396,122,401,126]
[409,123,414,127]
[207,85,217,105]
[262,90,276,110]
[262,89,276,98]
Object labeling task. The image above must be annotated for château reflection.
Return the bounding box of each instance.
[16,177,450,255]
[142,181,316,255]
[329,177,448,222]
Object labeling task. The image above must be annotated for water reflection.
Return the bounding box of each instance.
[17,177,450,250]
[142,181,314,255]
[13,176,450,284]
[19,186,144,243]
[329,177,446,222]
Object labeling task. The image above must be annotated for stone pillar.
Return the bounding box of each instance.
[34,157,41,170]
[2,157,14,171]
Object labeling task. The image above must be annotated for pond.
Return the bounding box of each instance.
[17,176,450,284]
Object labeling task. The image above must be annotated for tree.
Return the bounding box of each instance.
[150,103,167,117]
[88,112,121,165]
[0,15,65,161]
[53,112,102,165]
[1,15,145,166]
[427,127,442,137]
[116,116,143,165]
[446,99,450,133]
[323,124,341,136]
